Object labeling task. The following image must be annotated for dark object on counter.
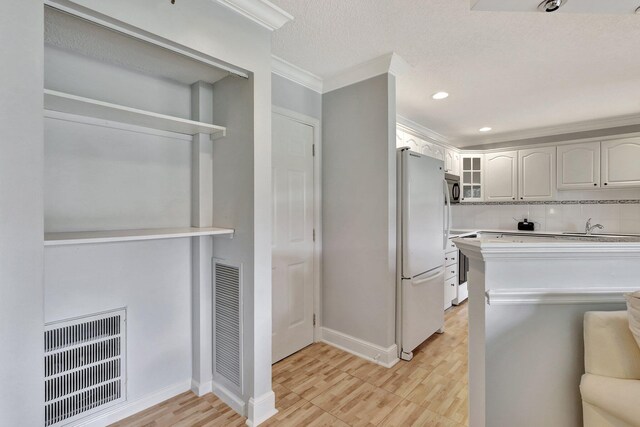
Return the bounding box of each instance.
[518,219,535,231]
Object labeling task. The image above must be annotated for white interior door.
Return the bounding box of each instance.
[272,113,315,363]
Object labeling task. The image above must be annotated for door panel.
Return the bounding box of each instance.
[401,269,445,354]
[485,151,517,201]
[518,147,556,201]
[557,142,600,190]
[602,138,640,188]
[401,151,445,278]
[272,113,315,363]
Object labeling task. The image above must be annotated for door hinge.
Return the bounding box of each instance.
[312,144,315,157]
[313,229,316,242]
[313,314,316,327]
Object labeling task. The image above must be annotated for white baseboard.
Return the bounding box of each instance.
[68,379,191,427]
[191,379,213,396]
[245,390,277,427]
[320,327,399,368]
[212,380,246,416]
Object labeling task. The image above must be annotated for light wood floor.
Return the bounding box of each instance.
[112,303,468,427]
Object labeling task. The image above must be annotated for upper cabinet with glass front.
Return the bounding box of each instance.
[461,154,484,202]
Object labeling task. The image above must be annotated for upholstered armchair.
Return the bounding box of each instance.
[580,311,640,427]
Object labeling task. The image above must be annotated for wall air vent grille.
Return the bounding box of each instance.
[44,309,126,426]
[213,260,243,393]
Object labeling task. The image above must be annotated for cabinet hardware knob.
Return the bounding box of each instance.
[520,197,523,200]
[594,183,597,186]
[604,183,608,186]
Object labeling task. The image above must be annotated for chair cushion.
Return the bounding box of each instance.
[580,374,640,427]
[625,291,640,350]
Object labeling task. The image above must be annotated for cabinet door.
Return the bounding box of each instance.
[396,128,405,148]
[431,144,445,161]
[461,154,484,202]
[445,150,453,172]
[444,277,456,310]
[518,147,556,201]
[485,151,518,201]
[601,137,640,188]
[557,142,600,190]
[404,134,421,153]
[452,151,461,176]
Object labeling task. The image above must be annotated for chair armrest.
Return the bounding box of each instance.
[584,311,640,379]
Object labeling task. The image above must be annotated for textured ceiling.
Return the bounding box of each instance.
[270,0,640,146]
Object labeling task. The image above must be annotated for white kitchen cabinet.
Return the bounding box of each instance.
[430,143,445,161]
[484,151,518,201]
[445,149,461,176]
[557,142,601,190]
[403,133,421,153]
[601,137,640,188]
[518,147,556,201]
[396,128,405,148]
[460,154,484,202]
[444,249,457,310]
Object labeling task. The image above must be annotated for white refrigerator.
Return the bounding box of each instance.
[397,148,450,361]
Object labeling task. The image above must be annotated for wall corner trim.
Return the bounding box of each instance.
[271,55,323,93]
[323,52,410,94]
[245,390,277,426]
[319,327,399,368]
[215,0,293,31]
[191,379,213,397]
[212,380,247,416]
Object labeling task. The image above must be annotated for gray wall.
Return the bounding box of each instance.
[43,28,195,404]
[211,74,256,400]
[272,73,322,120]
[0,2,44,426]
[322,74,397,348]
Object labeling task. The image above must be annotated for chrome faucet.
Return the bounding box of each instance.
[585,218,604,235]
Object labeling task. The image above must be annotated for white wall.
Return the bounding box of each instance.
[44,30,196,410]
[44,240,192,400]
[45,0,276,422]
[211,74,257,403]
[272,73,322,120]
[322,74,397,349]
[0,2,44,426]
[453,189,640,233]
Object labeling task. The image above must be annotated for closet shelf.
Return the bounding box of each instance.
[44,227,234,246]
[44,89,226,139]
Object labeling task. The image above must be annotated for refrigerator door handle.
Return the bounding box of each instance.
[412,266,444,285]
[443,179,451,250]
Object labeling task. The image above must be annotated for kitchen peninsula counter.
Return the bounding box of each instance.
[453,232,640,427]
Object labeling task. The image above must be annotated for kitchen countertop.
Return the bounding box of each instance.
[450,228,640,244]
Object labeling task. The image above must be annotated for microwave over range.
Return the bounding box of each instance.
[445,173,460,204]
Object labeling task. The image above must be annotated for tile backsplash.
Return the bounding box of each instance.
[452,201,640,234]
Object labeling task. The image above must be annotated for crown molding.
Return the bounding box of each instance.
[397,114,453,148]
[271,55,323,93]
[215,0,293,31]
[454,112,640,148]
[323,52,410,94]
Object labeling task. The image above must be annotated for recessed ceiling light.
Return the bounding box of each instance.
[479,127,492,132]
[432,92,449,100]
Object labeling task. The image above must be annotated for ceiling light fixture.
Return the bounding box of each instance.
[479,127,492,132]
[538,0,567,12]
[432,92,449,100]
